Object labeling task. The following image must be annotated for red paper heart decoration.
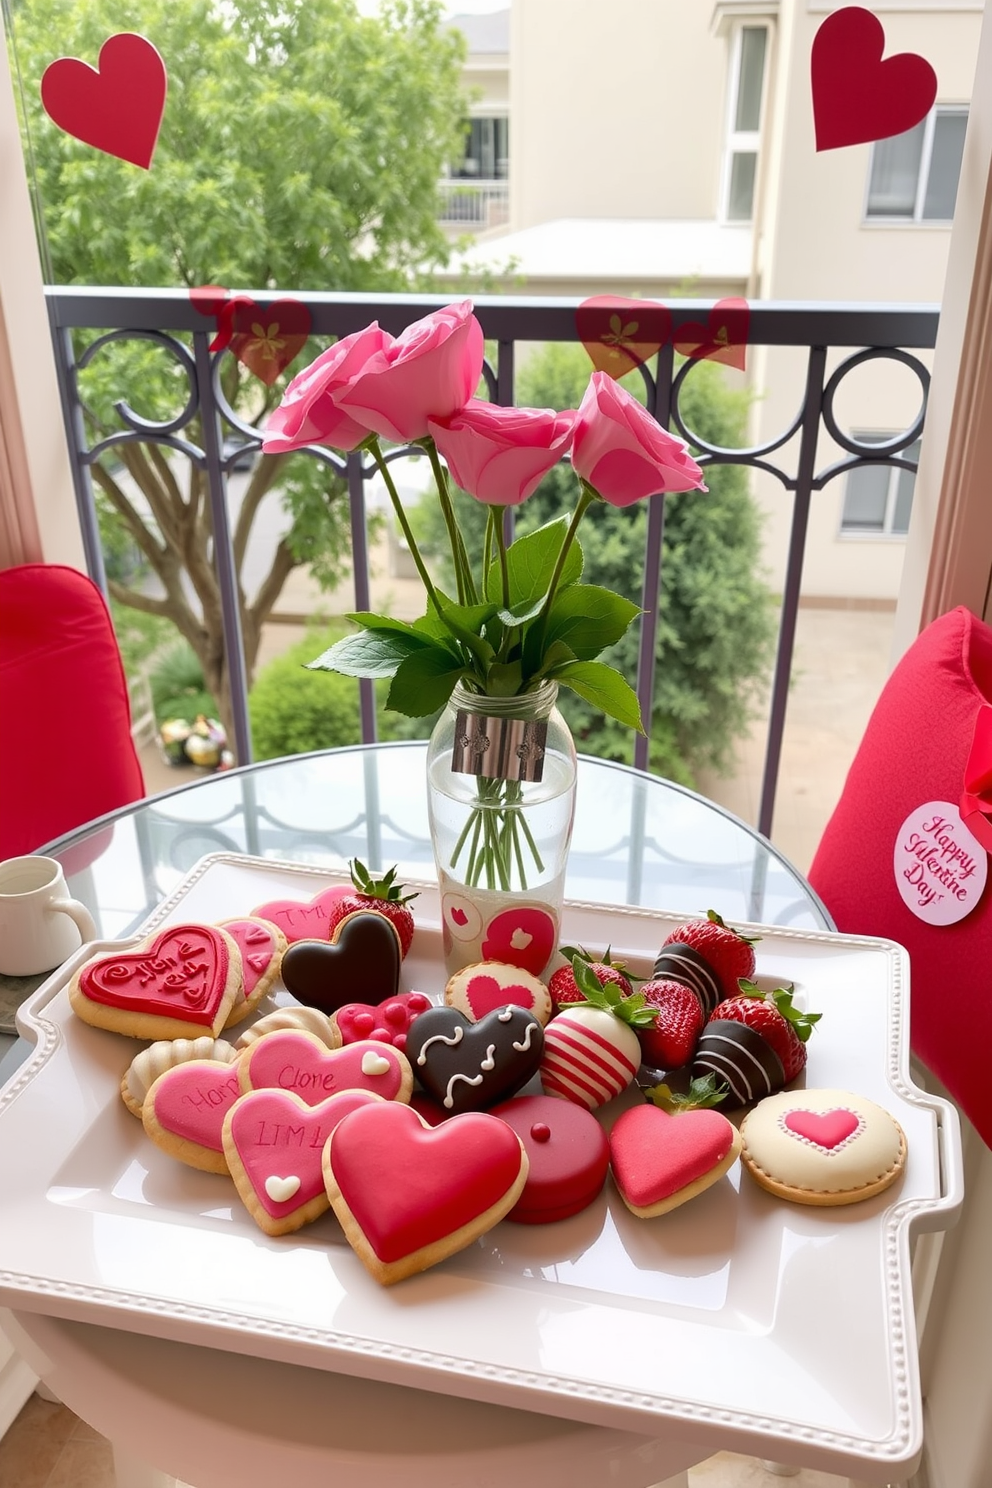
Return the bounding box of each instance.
[576,296,672,380]
[228,297,311,385]
[673,299,750,371]
[41,33,167,170]
[811,7,938,152]
[783,1107,863,1150]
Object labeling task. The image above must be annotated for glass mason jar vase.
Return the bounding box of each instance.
[427,680,577,979]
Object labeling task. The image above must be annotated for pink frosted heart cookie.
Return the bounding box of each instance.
[121,1036,238,1118]
[445,962,551,1027]
[224,1087,383,1235]
[250,883,351,943]
[219,916,287,1026]
[69,924,242,1040]
[142,1057,246,1173]
[332,991,434,1051]
[610,1103,742,1217]
[239,1028,413,1106]
[740,1089,907,1206]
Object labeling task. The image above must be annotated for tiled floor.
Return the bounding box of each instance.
[0,1393,852,1488]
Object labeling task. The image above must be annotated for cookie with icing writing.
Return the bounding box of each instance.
[489,1094,609,1223]
[225,1087,384,1236]
[332,991,434,1051]
[323,1100,529,1284]
[69,924,242,1040]
[142,1057,247,1173]
[238,1028,413,1107]
[235,1004,341,1050]
[218,917,287,1026]
[280,912,401,1014]
[740,1089,907,1206]
[445,962,551,1027]
[121,1036,239,1118]
[405,1005,544,1115]
[609,1103,742,1217]
[250,883,352,943]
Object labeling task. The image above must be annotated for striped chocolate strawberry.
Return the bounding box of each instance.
[540,957,656,1110]
[656,910,759,1014]
[692,981,821,1107]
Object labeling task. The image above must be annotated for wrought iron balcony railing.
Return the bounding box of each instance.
[46,287,938,841]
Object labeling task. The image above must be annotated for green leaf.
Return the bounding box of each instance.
[544,585,641,660]
[495,596,546,627]
[307,629,434,680]
[386,647,468,716]
[485,517,583,607]
[344,611,428,640]
[483,661,524,696]
[528,638,577,679]
[548,661,645,732]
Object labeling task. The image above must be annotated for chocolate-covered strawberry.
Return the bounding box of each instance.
[692,981,821,1107]
[656,910,759,1014]
[326,859,418,959]
[541,957,656,1110]
[548,945,633,1015]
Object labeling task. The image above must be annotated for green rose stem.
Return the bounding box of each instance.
[492,505,511,608]
[421,437,478,606]
[366,438,446,617]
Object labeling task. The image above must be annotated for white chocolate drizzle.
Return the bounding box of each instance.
[512,1021,538,1053]
[416,1027,464,1065]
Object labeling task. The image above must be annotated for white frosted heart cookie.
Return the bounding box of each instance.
[121,1036,239,1117]
[740,1088,907,1206]
[444,960,551,1026]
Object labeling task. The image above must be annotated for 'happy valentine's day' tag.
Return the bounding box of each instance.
[893,801,987,925]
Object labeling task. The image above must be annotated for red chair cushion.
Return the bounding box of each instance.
[808,605,992,1144]
[0,564,145,858]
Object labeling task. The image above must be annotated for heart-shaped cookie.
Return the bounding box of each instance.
[609,1104,742,1217]
[239,1029,412,1106]
[280,912,401,1013]
[219,916,287,1026]
[323,1101,528,1284]
[405,1005,544,1114]
[70,924,241,1039]
[250,884,352,943]
[332,991,434,1051]
[142,1058,245,1174]
[224,1088,382,1235]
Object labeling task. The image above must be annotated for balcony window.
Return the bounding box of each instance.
[722,26,767,222]
[866,108,968,222]
[451,116,508,181]
[840,434,921,536]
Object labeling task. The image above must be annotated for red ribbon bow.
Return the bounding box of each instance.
[960,704,992,852]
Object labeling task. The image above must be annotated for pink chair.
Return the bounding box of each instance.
[0,563,145,858]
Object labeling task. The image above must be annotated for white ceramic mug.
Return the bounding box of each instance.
[0,856,97,977]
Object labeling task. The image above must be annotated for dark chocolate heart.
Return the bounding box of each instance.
[405,1005,544,1115]
[280,912,400,1014]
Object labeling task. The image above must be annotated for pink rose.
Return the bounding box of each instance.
[262,323,391,454]
[334,300,484,443]
[571,372,706,505]
[428,400,576,506]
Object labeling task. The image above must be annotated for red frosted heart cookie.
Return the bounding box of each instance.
[489,1094,609,1223]
[142,1058,246,1173]
[740,1089,907,1206]
[250,884,352,943]
[224,1088,383,1235]
[332,991,434,1051]
[445,962,551,1026]
[69,924,242,1040]
[239,1029,413,1106]
[609,1103,742,1217]
[219,916,287,1026]
[323,1101,528,1284]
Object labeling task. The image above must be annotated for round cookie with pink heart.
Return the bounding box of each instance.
[739,1088,907,1206]
[445,961,551,1027]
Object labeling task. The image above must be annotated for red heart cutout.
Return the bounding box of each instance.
[609,1104,737,1209]
[228,297,311,385]
[811,7,937,152]
[481,906,556,976]
[226,1088,379,1222]
[783,1107,863,1150]
[251,885,351,943]
[451,907,469,927]
[673,299,750,371]
[79,925,234,1027]
[463,973,536,1020]
[41,33,167,170]
[326,1102,525,1264]
[146,1059,244,1156]
[241,1030,410,1105]
[576,296,672,380]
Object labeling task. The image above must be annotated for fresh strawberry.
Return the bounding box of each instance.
[708,981,820,1083]
[636,978,705,1070]
[326,859,418,959]
[660,909,759,1003]
[548,945,633,1014]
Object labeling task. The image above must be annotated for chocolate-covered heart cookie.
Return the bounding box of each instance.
[280,912,400,1014]
[406,1004,544,1114]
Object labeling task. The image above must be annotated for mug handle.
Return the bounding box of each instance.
[50,897,97,946]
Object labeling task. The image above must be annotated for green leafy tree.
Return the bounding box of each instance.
[410,344,775,783]
[10,0,467,750]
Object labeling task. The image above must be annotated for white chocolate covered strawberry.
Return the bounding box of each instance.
[540,958,656,1109]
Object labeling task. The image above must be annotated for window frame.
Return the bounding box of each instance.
[719,23,769,224]
[839,434,921,540]
[863,106,969,226]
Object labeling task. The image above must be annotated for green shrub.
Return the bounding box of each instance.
[250,627,365,759]
[149,640,218,724]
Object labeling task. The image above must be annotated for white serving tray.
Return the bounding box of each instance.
[0,853,962,1478]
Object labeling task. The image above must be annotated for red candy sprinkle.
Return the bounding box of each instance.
[531,1123,552,1143]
